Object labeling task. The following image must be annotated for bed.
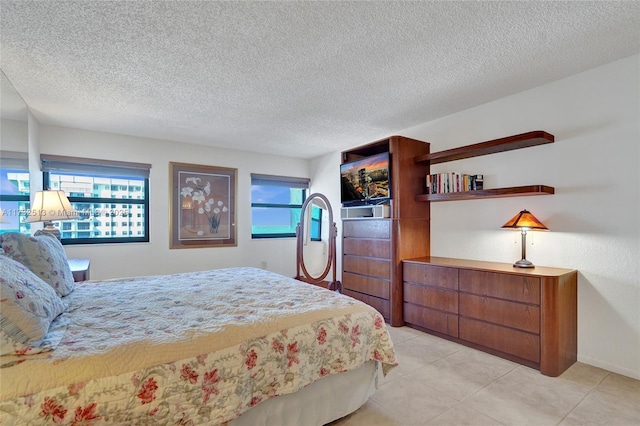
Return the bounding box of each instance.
[0,236,397,425]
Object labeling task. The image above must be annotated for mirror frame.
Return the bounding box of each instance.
[295,193,341,291]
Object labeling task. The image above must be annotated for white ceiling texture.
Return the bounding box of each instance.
[1,1,638,159]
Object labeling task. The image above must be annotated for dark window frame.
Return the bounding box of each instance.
[43,170,150,245]
[250,174,310,239]
[40,154,151,245]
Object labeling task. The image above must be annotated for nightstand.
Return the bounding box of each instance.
[68,258,90,282]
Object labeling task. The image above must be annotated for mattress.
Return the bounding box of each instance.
[0,267,396,425]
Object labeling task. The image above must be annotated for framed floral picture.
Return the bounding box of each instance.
[169,162,237,248]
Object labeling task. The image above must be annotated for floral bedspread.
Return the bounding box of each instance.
[0,267,396,425]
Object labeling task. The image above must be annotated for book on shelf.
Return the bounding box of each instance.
[425,173,483,195]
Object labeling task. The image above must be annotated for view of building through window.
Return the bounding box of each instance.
[0,169,32,235]
[47,173,148,242]
[0,168,149,244]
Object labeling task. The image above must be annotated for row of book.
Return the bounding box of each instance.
[426,173,483,194]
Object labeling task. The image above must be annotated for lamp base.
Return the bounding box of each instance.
[35,222,61,240]
[513,259,535,268]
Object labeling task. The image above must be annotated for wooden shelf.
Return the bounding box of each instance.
[415,185,554,202]
[415,131,554,165]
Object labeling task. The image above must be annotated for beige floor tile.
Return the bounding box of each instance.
[595,372,640,401]
[408,347,518,401]
[371,375,458,425]
[557,362,610,388]
[387,331,464,378]
[559,388,640,426]
[327,399,404,426]
[426,405,504,425]
[386,325,426,344]
[367,327,639,426]
[465,366,595,425]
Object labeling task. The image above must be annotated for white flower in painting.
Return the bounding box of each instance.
[192,191,205,203]
[181,177,228,234]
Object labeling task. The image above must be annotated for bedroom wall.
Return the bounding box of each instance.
[317,55,638,379]
[308,150,343,276]
[0,118,28,151]
[36,126,310,279]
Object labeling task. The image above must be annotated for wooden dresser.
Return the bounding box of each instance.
[341,135,430,326]
[402,256,577,376]
[342,219,393,320]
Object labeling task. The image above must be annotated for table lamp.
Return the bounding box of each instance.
[25,190,75,239]
[501,209,548,268]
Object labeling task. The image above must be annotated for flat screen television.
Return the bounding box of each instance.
[340,151,391,206]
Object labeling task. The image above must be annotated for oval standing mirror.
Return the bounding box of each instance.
[295,193,340,291]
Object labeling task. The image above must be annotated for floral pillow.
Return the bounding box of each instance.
[0,232,75,296]
[0,256,67,355]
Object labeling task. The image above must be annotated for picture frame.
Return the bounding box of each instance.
[169,162,237,249]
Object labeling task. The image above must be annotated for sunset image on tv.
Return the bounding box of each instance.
[340,152,390,203]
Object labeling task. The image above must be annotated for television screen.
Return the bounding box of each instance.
[340,151,391,205]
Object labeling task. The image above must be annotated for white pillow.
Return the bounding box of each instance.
[0,232,75,296]
[0,256,67,355]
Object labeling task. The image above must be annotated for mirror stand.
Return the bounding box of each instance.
[295,193,341,292]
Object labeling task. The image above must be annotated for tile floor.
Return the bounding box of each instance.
[331,326,640,426]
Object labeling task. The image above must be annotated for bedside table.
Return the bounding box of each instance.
[68,258,90,282]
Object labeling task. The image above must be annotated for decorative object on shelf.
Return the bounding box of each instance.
[426,172,483,194]
[169,162,237,249]
[25,190,75,240]
[501,209,548,268]
[414,130,555,202]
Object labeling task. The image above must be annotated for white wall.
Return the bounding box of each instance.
[393,55,638,379]
[38,125,310,279]
[0,118,27,151]
[309,151,343,277]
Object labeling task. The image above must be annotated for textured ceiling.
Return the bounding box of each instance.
[1,1,638,159]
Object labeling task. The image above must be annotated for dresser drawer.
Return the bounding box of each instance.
[460,317,540,363]
[343,272,390,299]
[403,303,458,338]
[343,238,391,259]
[403,282,458,314]
[459,270,540,305]
[344,290,390,320]
[343,255,391,279]
[403,262,458,290]
[460,293,540,334]
[343,219,391,239]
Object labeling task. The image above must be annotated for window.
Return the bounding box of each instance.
[0,151,32,235]
[310,204,323,241]
[41,155,151,245]
[250,174,310,238]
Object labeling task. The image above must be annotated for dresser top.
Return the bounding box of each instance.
[404,256,576,277]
